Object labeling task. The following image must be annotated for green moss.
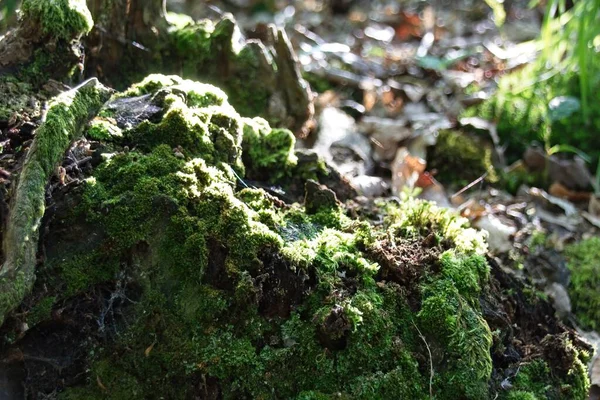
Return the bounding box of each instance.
[528,230,548,250]
[0,271,29,327]
[27,296,56,326]
[164,15,273,120]
[226,45,272,119]
[506,391,539,400]
[384,195,488,255]
[237,188,284,228]
[21,0,93,41]
[0,75,38,121]
[418,252,492,399]
[242,117,298,180]
[54,76,587,399]
[120,78,244,174]
[565,237,600,330]
[293,150,330,183]
[502,342,590,400]
[87,118,123,141]
[119,75,228,108]
[167,20,213,68]
[56,252,121,297]
[428,129,498,187]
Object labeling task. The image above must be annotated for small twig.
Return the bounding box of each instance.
[64,156,93,172]
[95,26,150,52]
[23,355,65,373]
[451,172,488,199]
[231,168,249,189]
[412,320,434,398]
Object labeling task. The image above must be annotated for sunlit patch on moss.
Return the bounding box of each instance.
[21,0,93,41]
[87,118,123,141]
[242,117,298,181]
[384,195,489,255]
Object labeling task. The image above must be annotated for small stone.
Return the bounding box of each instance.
[304,179,339,214]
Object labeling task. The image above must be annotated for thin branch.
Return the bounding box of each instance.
[412,319,434,399]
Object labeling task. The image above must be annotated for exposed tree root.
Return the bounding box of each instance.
[0,79,112,326]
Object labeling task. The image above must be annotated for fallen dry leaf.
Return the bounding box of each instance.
[395,11,422,40]
[362,89,377,112]
[97,375,107,391]
[391,147,426,195]
[145,341,156,357]
[549,182,591,203]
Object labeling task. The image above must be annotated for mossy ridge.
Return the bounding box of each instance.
[0,78,111,327]
[164,14,272,120]
[3,0,94,86]
[565,237,600,331]
[102,14,272,119]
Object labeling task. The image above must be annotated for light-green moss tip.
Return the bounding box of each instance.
[21,0,94,41]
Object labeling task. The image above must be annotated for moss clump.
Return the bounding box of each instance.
[418,251,492,398]
[428,129,498,187]
[119,74,227,109]
[165,15,271,120]
[0,0,94,89]
[21,0,93,41]
[242,116,298,181]
[54,251,121,297]
[87,118,123,141]
[384,195,488,255]
[565,237,600,330]
[501,336,590,400]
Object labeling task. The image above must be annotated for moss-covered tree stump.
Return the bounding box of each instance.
[0,74,591,400]
[0,2,593,399]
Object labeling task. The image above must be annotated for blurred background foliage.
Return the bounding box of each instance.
[1,0,598,168]
[466,0,600,168]
[0,0,19,33]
